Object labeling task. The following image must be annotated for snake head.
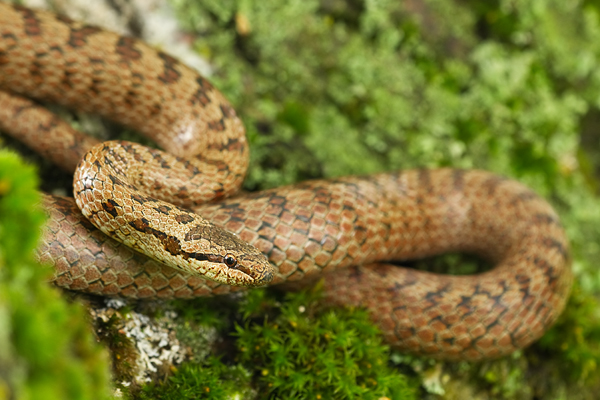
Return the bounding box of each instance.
[174,221,275,287]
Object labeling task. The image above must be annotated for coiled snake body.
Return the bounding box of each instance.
[0,3,572,361]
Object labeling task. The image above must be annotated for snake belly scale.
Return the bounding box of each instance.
[0,2,572,361]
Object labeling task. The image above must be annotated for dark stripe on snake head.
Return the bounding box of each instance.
[186,253,220,263]
[163,235,181,256]
[128,218,238,269]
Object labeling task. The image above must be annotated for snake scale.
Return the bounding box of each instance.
[0,2,572,361]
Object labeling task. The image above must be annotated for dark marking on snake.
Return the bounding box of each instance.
[191,89,211,107]
[208,118,226,132]
[196,77,214,90]
[154,205,171,215]
[183,224,208,241]
[175,214,195,224]
[131,193,149,204]
[101,199,120,218]
[220,103,236,117]
[68,26,102,48]
[115,37,142,63]
[157,52,181,84]
[129,217,182,256]
[55,14,75,24]
[14,5,42,37]
[540,237,569,260]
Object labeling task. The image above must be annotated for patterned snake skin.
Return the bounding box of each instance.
[0,3,572,361]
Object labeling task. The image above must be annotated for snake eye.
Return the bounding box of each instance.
[223,254,237,268]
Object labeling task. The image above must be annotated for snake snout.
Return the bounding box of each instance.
[237,253,275,286]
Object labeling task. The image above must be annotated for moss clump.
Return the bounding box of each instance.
[530,282,600,390]
[234,287,417,399]
[135,357,254,400]
[0,150,113,399]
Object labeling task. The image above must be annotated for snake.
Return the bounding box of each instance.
[0,2,572,361]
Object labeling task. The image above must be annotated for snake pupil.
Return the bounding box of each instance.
[224,254,237,268]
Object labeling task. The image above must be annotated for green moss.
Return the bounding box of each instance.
[134,357,253,400]
[531,282,600,386]
[234,287,418,399]
[0,150,113,399]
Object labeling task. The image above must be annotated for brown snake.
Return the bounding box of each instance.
[0,3,572,361]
